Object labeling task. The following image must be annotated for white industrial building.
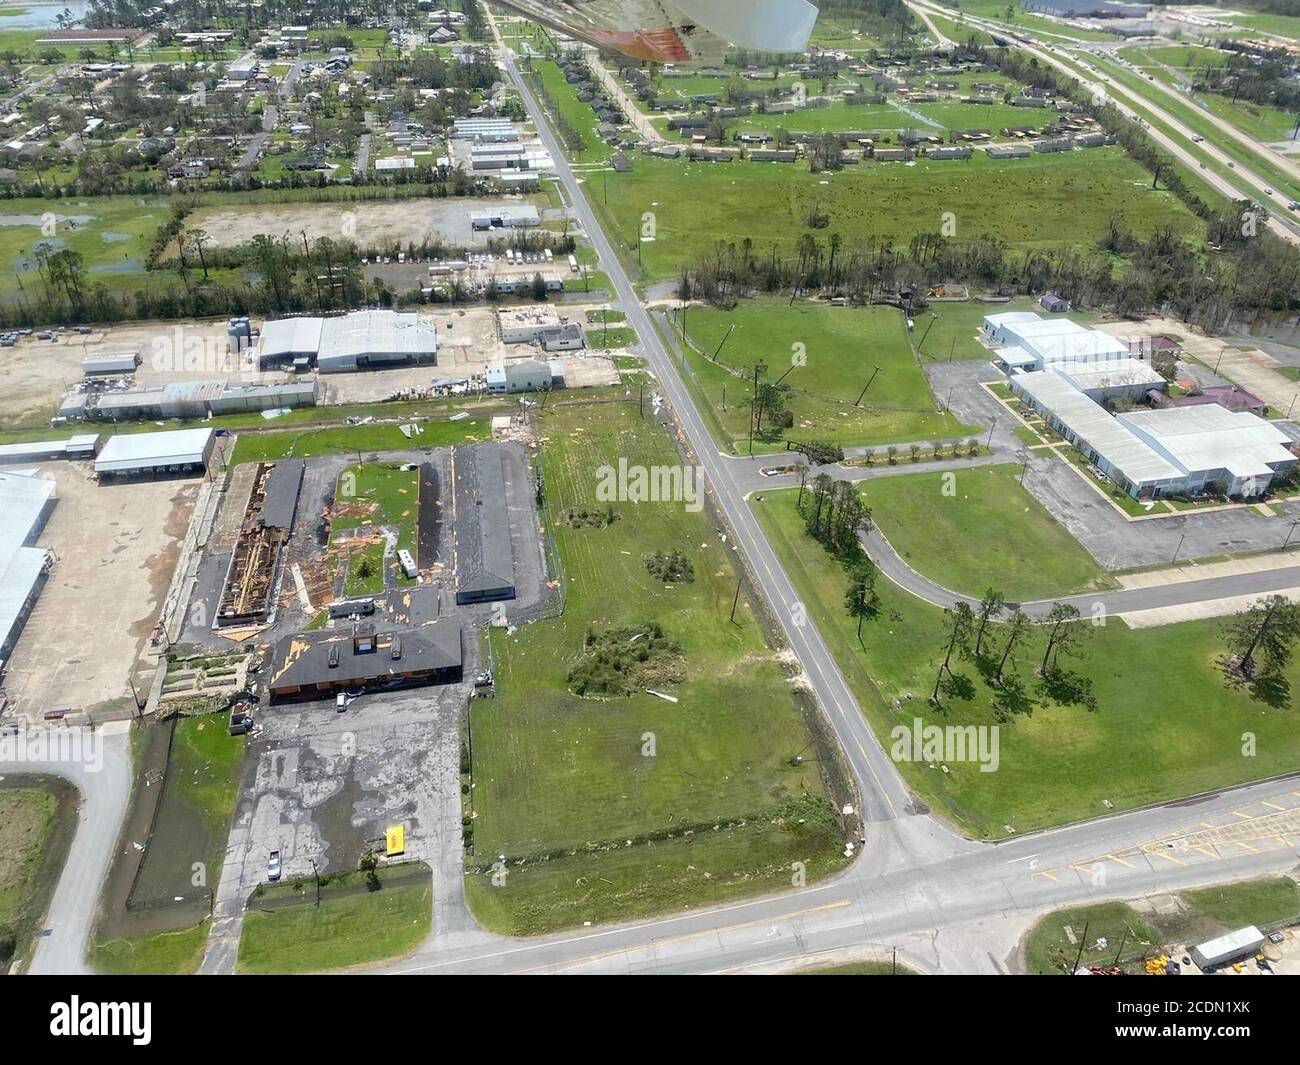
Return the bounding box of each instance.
[0,470,55,667]
[94,428,217,480]
[496,306,584,351]
[1052,358,1165,402]
[256,310,437,372]
[1120,406,1296,499]
[983,311,1129,371]
[470,205,541,230]
[1011,371,1295,500]
[486,359,557,394]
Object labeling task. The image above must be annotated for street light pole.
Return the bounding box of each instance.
[1172,532,1186,564]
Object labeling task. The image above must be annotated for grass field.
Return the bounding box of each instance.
[1025,877,1300,974]
[864,465,1115,600]
[598,151,1199,283]
[229,418,488,465]
[0,784,63,971]
[676,298,977,451]
[464,401,848,935]
[752,487,1300,837]
[532,58,614,164]
[0,194,176,300]
[238,863,432,974]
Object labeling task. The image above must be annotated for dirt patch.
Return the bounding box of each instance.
[3,467,197,720]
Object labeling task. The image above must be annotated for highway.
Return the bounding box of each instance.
[371,34,1300,975]
[905,0,1300,245]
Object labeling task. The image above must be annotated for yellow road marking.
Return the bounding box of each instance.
[1151,849,1186,865]
[1262,801,1287,812]
[1235,840,1259,853]
[1107,852,1136,868]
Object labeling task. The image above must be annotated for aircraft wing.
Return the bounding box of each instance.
[494,0,819,63]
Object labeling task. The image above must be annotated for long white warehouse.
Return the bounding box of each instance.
[257,310,437,372]
[1011,371,1295,500]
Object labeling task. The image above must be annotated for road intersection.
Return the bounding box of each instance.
[368,39,1300,975]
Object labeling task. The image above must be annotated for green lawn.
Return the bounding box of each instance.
[90,923,210,976]
[1025,902,1157,974]
[676,298,976,451]
[863,465,1115,600]
[752,487,1300,837]
[465,401,848,936]
[238,863,432,974]
[597,150,1198,284]
[229,418,488,465]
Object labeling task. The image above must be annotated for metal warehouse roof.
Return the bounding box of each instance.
[0,471,55,657]
[318,310,437,361]
[1055,358,1166,392]
[94,428,214,474]
[1012,372,1183,485]
[1118,406,1295,481]
[259,316,324,359]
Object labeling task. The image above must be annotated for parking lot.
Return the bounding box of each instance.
[2,463,198,720]
[218,686,479,940]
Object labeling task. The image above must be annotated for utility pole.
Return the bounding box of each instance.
[1172,532,1186,564]
[986,418,997,449]
[854,366,882,406]
[1285,519,1300,551]
[729,575,742,624]
[309,859,321,907]
[917,312,937,353]
[1070,921,1090,976]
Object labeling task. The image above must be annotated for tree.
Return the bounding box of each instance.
[974,588,1006,657]
[1224,594,1300,679]
[995,608,1031,685]
[1040,602,1084,674]
[844,558,879,642]
[933,601,974,702]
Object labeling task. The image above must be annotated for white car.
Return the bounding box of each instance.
[267,850,282,881]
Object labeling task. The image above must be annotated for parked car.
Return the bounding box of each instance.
[267,850,282,881]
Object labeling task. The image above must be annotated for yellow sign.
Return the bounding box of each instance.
[385,825,405,857]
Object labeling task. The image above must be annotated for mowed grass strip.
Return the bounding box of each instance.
[90,924,210,976]
[752,488,1300,836]
[863,464,1116,600]
[466,401,847,934]
[238,863,432,974]
[678,298,976,450]
[230,418,487,465]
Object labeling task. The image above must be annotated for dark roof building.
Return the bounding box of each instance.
[266,620,463,703]
[454,445,518,605]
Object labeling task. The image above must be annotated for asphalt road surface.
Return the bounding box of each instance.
[2,722,132,975]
